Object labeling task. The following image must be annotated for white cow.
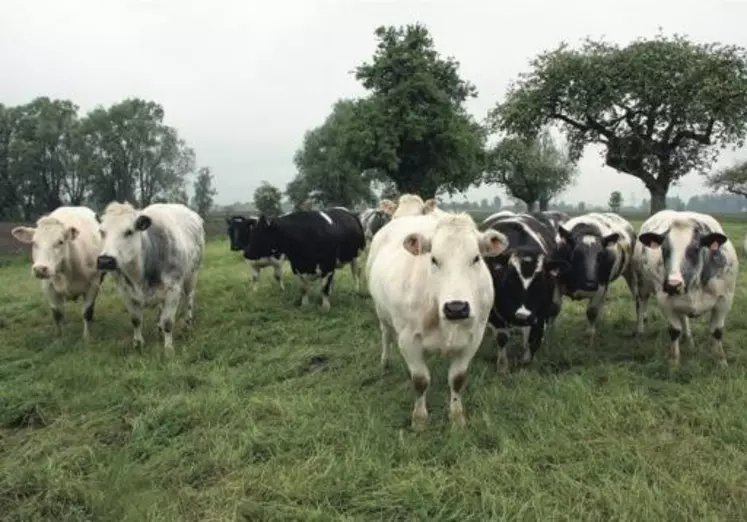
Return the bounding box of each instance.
[11,206,104,341]
[633,210,738,367]
[391,194,428,218]
[367,211,508,429]
[96,202,205,357]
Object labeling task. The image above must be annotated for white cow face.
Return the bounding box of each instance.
[12,219,79,279]
[403,218,508,322]
[97,211,152,271]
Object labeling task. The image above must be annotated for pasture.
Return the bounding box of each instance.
[2,216,747,521]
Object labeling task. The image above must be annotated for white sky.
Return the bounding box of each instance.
[2,0,746,206]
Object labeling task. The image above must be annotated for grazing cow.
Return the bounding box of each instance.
[243,207,366,311]
[225,215,285,291]
[358,199,396,241]
[480,213,570,371]
[11,206,104,341]
[96,202,205,357]
[633,210,738,367]
[556,212,637,343]
[367,211,508,429]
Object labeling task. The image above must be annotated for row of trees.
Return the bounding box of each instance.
[0,97,217,220]
[280,25,747,215]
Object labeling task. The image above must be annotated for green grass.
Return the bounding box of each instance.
[2,220,747,521]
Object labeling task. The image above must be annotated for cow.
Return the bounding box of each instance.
[243,207,366,312]
[391,194,429,218]
[529,210,569,234]
[479,213,570,372]
[633,210,738,367]
[483,210,516,223]
[358,199,396,241]
[555,212,637,343]
[367,210,508,430]
[225,215,285,291]
[11,206,104,341]
[96,202,205,357]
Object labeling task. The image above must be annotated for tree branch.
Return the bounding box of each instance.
[672,119,715,147]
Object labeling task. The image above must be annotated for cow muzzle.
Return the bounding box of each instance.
[514,306,532,321]
[663,279,684,296]
[32,264,51,279]
[443,300,471,321]
[97,255,118,271]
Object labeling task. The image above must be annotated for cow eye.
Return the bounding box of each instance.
[472,255,480,264]
[56,240,64,247]
[124,229,133,238]
[431,257,439,267]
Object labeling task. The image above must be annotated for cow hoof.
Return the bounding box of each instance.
[450,411,467,427]
[411,411,428,431]
[716,358,728,369]
[320,301,331,313]
[133,338,144,350]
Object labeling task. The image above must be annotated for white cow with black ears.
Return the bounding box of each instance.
[633,209,738,367]
[96,201,205,357]
[367,211,508,430]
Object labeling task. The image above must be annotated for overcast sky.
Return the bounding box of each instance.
[2,0,746,207]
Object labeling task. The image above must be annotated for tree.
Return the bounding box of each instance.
[192,166,217,217]
[285,174,312,210]
[345,24,486,197]
[705,159,747,197]
[489,32,747,215]
[608,190,623,212]
[254,181,282,215]
[293,99,377,208]
[485,128,577,211]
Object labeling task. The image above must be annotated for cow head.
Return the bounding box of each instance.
[637,220,728,296]
[557,223,623,294]
[380,199,397,216]
[487,248,569,324]
[12,217,79,279]
[403,213,508,322]
[225,215,257,251]
[243,214,279,260]
[96,201,150,271]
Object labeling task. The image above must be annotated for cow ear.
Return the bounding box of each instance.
[480,230,509,257]
[403,233,431,256]
[134,215,152,231]
[602,233,621,248]
[543,259,570,277]
[64,226,79,241]
[380,199,396,215]
[557,225,572,244]
[11,226,35,244]
[637,232,664,249]
[701,232,727,252]
[423,199,437,214]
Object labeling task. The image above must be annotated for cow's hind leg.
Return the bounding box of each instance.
[378,318,395,370]
[81,280,102,343]
[664,312,685,367]
[398,333,430,430]
[123,293,145,350]
[320,271,335,312]
[521,319,546,365]
[158,285,183,359]
[297,274,311,307]
[709,298,731,368]
[349,258,361,292]
[46,288,65,337]
[182,273,197,327]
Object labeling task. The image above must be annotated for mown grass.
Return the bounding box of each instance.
[2,219,747,521]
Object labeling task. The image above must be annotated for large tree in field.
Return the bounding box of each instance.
[489,33,747,214]
[253,181,282,216]
[706,159,747,197]
[485,128,577,211]
[348,24,486,198]
[191,166,217,217]
[293,99,376,208]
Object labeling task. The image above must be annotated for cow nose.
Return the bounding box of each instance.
[443,300,470,320]
[32,265,50,279]
[97,255,118,271]
[663,279,683,296]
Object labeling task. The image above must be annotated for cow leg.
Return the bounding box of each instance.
[45,285,65,337]
[398,333,430,430]
[709,299,730,368]
[81,281,102,343]
[123,294,145,350]
[349,258,361,292]
[681,316,695,351]
[447,346,478,427]
[494,323,510,374]
[586,287,608,346]
[320,271,335,312]
[665,313,685,367]
[635,290,650,336]
[158,286,182,359]
[521,320,546,365]
[272,261,285,291]
[379,319,395,369]
[247,261,261,292]
[182,274,197,327]
[297,275,311,307]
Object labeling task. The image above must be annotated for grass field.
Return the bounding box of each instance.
[2,218,747,521]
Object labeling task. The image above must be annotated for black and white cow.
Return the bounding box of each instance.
[358,200,396,242]
[555,212,637,343]
[633,210,739,367]
[244,207,366,311]
[529,210,569,233]
[480,213,570,371]
[225,215,285,291]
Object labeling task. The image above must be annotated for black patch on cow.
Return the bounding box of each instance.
[412,374,429,395]
[52,308,63,323]
[451,372,467,393]
[712,328,723,341]
[162,318,173,333]
[668,326,681,341]
[83,305,94,322]
[496,330,509,347]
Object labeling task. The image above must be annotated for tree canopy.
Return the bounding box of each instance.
[253,181,283,216]
[484,128,577,211]
[706,159,747,197]
[489,32,747,214]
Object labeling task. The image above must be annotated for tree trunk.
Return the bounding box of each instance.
[647,182,669,215]
[526,200,537,212]
[539,196,549,211]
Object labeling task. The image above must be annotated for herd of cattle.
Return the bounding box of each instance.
[9,194,741,429]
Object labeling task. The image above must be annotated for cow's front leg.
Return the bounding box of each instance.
[398,333,430,431]
[158,285,182,359]
[81,280,102,343]
[272,260,285,291]
[586,287,608,346]
[447,345,478,427]
[492,317,510,374]
[320,271,335,312]
[521,319,546,365]
[635,289,650,336]
[247,260,261,292]
[123,293,144,350]
[665,312,685,367]
[297,274,311,307]
[45,286,65,337]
